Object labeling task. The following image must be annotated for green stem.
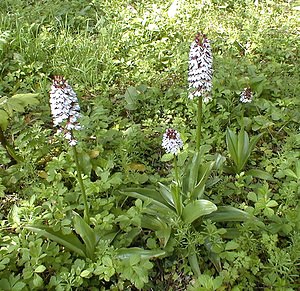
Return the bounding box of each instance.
[0,127,23,163]
[241,106,245,130]
[173,156,182,216]
[72,146,89,223]
[196,97,203,151]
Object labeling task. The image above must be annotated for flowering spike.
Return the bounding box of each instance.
[162,128,183,155]
[240,87,253,103]
[188,32,213,103]
[49,76,81,146]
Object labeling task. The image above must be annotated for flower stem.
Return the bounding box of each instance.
[241,106,245,129]
[173,156,182,216]
[196,96,203,151]
[72,146,89,223]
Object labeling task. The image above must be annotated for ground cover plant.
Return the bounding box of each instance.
[0,0,299,290]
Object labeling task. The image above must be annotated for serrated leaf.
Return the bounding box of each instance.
[182,200,217,224]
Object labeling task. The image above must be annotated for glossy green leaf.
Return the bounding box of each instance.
[226,128,238,168]
[182,200,217,224]
[141,215,171,247]
[116,248,165,260]
[188,253,201,277]
[119,188,171,210]
[72,211,96,259]
[204,240,221,272]
[246,169,275,181]
[25,225,86,257]
[203,206,253,222]
[78,150,92,176]
[158,182,175,209]
[0,109,9,130]
[191,161,215,200]
[11,93,39,105]
[186,152,201,193]
[226,128,262,173]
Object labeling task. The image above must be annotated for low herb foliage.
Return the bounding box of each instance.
[0,0,299,290]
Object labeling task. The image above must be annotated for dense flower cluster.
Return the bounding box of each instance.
[188,32,213,103]
[49,76,81,146]
[162,128,183,155]
[240,87,253,103]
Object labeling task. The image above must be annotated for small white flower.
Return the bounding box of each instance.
[188,32,213,102]
[240,87,253,103]
[49,76,81,146]
[162,128,183,155]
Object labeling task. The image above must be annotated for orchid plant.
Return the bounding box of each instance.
[119,32,259,277]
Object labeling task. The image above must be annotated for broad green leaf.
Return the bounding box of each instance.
[203,206,253,222]
[78,150,92,176]
[221,228,241,239]
[6,98,25,112]
[295,160,300,178]
[246,169,275,181]
[73,211,96,259]
[249,133,263,154]
[191,161,215,200]
[25,225,86,257]
[0,109,9,130]
[11,93,39,106]
[170,184,183,216]
[204,240,221,272]
[284,169,298,179]
[187,152,201,193]
[124,86,139,110]
[226,128,238,168]
[188,253,201,277]
[247,192,257,202]
[161,153,174,162]
[158,182,175,208]
[238,129,250,171]
[12,281,26,291]
[141,215,171,247]
[182,200,217,224]
[119,188,171,210]
[116,248,165,260]
[225,241,240,251]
